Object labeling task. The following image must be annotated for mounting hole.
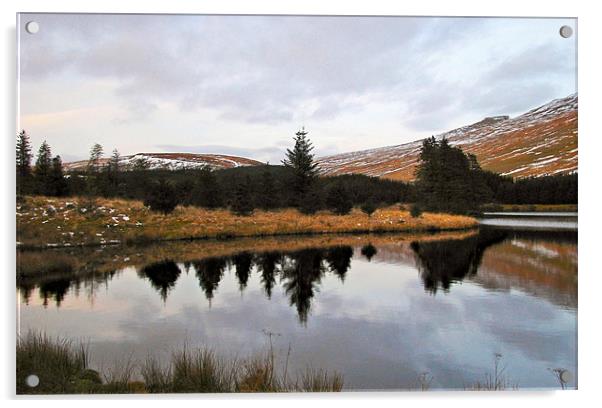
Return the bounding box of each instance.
[560,369,573,383]
[25,21,39,34]
[559,25,573,38]
[25,374,39,388]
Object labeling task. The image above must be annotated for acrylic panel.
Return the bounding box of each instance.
[16,13,577,394]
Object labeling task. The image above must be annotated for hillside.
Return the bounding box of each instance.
[64,152,263,172]
[316,94,578,181]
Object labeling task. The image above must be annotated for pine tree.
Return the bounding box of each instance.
[192,168,223,208]
[414,137,490,214]
[34,141,52,195]
[87,143,104,172]
[326,182,353,215]
[282,127,319,204]
[258,166,278,210]
[16,130,33,195]
[144,179,179,214]
[231,176,254,216]
[49,156,68,196]
[104,149,122,192]
[16,130,33,178]
[108,149,121,174]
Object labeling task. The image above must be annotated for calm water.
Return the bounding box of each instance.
[17,222,577,391]
[479,212,578,230]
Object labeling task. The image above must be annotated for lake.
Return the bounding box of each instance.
[17,217,577,391]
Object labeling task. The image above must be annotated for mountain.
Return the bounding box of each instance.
[316,94,578,181]
[63,153,263,172]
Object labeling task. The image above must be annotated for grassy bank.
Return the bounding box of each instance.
[17,332,343,394]
[17,196,478,248]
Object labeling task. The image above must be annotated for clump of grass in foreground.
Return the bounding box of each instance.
[17,332,100,394]
[17,332,343,394]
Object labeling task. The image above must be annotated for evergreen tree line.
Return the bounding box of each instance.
[17,130,577,215]
[414,136,577,213]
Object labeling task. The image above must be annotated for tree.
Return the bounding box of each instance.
[144,179,180,214]
[326,183,353,215]
[16,130,33,195]
[16,130,33,179]
[49,156,68,196]
[299,188,322,215]
[104,149,122,194]
[192,168,223,208]
[107,149,121,174]
[282,127,319,205]
[87,143,104,172]
[415,137,491,214]
[360,200,377,216]
[410,203,423,218]
[231,176,254,216]
[34,141,52,195]
[257,166,278,210]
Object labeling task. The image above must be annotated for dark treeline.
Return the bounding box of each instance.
[414,136,577,213]
[17,130,577,215]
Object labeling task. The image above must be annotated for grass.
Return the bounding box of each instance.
[16,195,478,248]
[17,331,343,394]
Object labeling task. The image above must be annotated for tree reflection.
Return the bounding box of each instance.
[193,256,227,304]
[256,251,281,299]
[39,278,71,307]
[325,246,354,281]
[360,244,377,261]
[139,260,182,302]
[282,248,327,325]
[233,252,253,291]
[411,229,507,294]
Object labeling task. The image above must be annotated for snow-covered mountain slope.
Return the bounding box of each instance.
[64,153,263,172]
[316,94,578,180]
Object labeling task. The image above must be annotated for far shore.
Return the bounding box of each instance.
[16,196,478,249]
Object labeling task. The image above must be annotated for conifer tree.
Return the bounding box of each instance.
[34,141,52,195]
[231,175,254,216]
[326,182,353,215]
[282,127,319,204]
[193,168,223,208]
[49,156,68,196]
[16,130,33,195]
[258,166,278,210]
[144,179,179,214]
[16,130,33,179]
[87,143,104,172]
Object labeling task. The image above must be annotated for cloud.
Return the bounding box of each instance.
[19,14,576,158]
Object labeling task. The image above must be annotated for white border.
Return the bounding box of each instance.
[2,1,601,407]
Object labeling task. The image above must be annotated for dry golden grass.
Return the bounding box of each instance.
[16,196,477,248]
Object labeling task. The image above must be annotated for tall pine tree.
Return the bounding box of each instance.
[49,156,68,196]
[34,141,52,195]
[16,130,33,195]
[282,127,319,205]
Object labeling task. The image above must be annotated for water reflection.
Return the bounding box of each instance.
[16,228,577,389]
[411,229,506,294]
[17,228,577,322]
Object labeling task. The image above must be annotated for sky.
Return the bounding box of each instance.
[18,14,577,163]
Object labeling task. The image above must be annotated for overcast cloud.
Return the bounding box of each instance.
[18,14,576,162]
